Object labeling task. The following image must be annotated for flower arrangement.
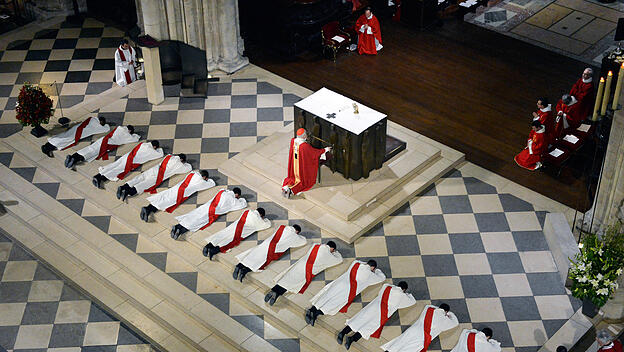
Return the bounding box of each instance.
[569,223,624,307]
[15,83,54,128]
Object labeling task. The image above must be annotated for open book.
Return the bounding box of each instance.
[332,35,345,43]
[577,124,590,133]
[549,148,564,158]
[563,134,580,144]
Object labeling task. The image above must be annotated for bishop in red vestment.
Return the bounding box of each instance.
[514,121,546,171]
[532,98,554,143]
[356,8,382,55]
[570,68,594,121]
[556,94,583,131]
[282,128,330,198]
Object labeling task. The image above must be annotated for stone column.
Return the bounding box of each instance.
[142,47,165,105]
[164,0,184,41]
[203,0,219,71]
[139,0,167,40]
[216,0,248,73]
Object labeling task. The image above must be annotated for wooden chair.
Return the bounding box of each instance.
[321,21,351,61]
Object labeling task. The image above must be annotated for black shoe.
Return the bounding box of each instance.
[345,336,353,350]
[202,245,209,257]
[239,270,247,282]
[233,265,240,280]
[92,176,100,188]
[311,315,317,327]
[64,155,72,168]
[140,207,147,222]
[305,309,312,325]
[337,332,345,345]
[208,248,216,261]
[269,293,277,306]
[264,291,273,303]
[121,189,129,202]
[116,186,123,199]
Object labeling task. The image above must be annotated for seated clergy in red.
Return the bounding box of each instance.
[532,97,553,142]
[356,7,382,55]
[382,304,459,352]
[282,128,331,198]
[556,94,583,131]
[337,282,416,350]
[597,329,623,352]
[570,68,594,121]
[202,208,271,260]
[514,121,547,171]
[92,140,164,189]
[233,224,307,282]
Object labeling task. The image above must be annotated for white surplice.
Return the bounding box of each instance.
[76,126,139,163]
[48,117,110,150]
[125,155,191,193]
[381,305,459,352]
[147,171,216,211]
[98,143,164,181]
[347,284,416,340]
[114,45,136,87]
[310,260,386,315]
[273,244,343,293]
[236,226,307,272]
[204,209,271,249]
[175,189,246,232]
[451,329,501,352]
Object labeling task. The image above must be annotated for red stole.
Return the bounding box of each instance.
[299,244,321,294]
[117,47,133,84]
[200,190,224,230]
[370,286,393,338]
[339,262,361,313]
[165,173,194,213]
[96,127,118,161]
[61,118,91,150]
[117,143,143,180]
[259,225,287,270]
[420,307,436,352]
[144,155,171,194]
[219,210,249,253]
[467,332,477,352]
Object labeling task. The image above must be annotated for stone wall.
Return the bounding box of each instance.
[24,0,87,20]
[135,0,248,73]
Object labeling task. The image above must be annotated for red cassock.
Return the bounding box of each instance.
[556,98,583,131]
[534,106,554,143]
[570,78,594,121]
[514,129,546,171]
[600,341,623,352]
[283,139,326,195]
[356,14,382,55]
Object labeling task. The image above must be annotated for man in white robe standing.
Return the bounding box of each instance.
[451,328,501,352]
[170,187,246,237]
[116,153,191,201]
[306,259,386,326]
[115,39,137,87]
[92,140,163,188]
[381,303,459,352]
[41,116,109,157]
[141,170,215,222]
[202,208,271,260]
[64,125,139,169]
[265,241,343,306]
[233,224,307,282]
[338,281,416,350]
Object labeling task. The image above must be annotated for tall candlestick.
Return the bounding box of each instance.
[601,71,613,116]
[613,63,624,110]
[593,77,604,121]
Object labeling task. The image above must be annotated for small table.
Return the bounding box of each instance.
[294,88,390,181]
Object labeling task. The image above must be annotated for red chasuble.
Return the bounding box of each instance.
[556,99,583,130]
[282,139,325,195]
[420,307,436,352]
[356,13,382,55]
[144,155,171,194]
[535,109,554,143]
[339,262,361,313]
[370,285,393,339]
[570,78,594,121]
[299,244,321,294]
[165,173,195,213]
[514,129,546,171]
[219,210,249,253]
[259,225,287,270]
[96,127,118,161]
[467,332,477,352]
[61,118,92,150]
[117,143,143,180]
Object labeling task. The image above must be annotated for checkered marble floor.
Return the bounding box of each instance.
[0,229,154,351]
[0,16,581,352]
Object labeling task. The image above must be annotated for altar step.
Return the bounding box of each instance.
[219,121,465,243]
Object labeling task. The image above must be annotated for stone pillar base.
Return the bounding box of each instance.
[142,47,165,105]
[217,56,249,74]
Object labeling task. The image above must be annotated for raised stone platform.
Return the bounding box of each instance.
[219,121,465,243]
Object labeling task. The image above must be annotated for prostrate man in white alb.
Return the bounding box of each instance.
[64,125,140,169]
[202,207,271,260]
[41,116,109,157]
[169,187,246,238]
[92,140,163,189]
[116,153,192,201]
[233,224,307,282]
[306,259,386,326]
[381,303,459,352]
[338,281,416,350]
[264,241,343,306]
[140,170,215,222]
[450,328,501,352]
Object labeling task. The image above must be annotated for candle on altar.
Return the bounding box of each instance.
[613,63,624,110]
[601,71,613,116]
[593,77,604,121]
